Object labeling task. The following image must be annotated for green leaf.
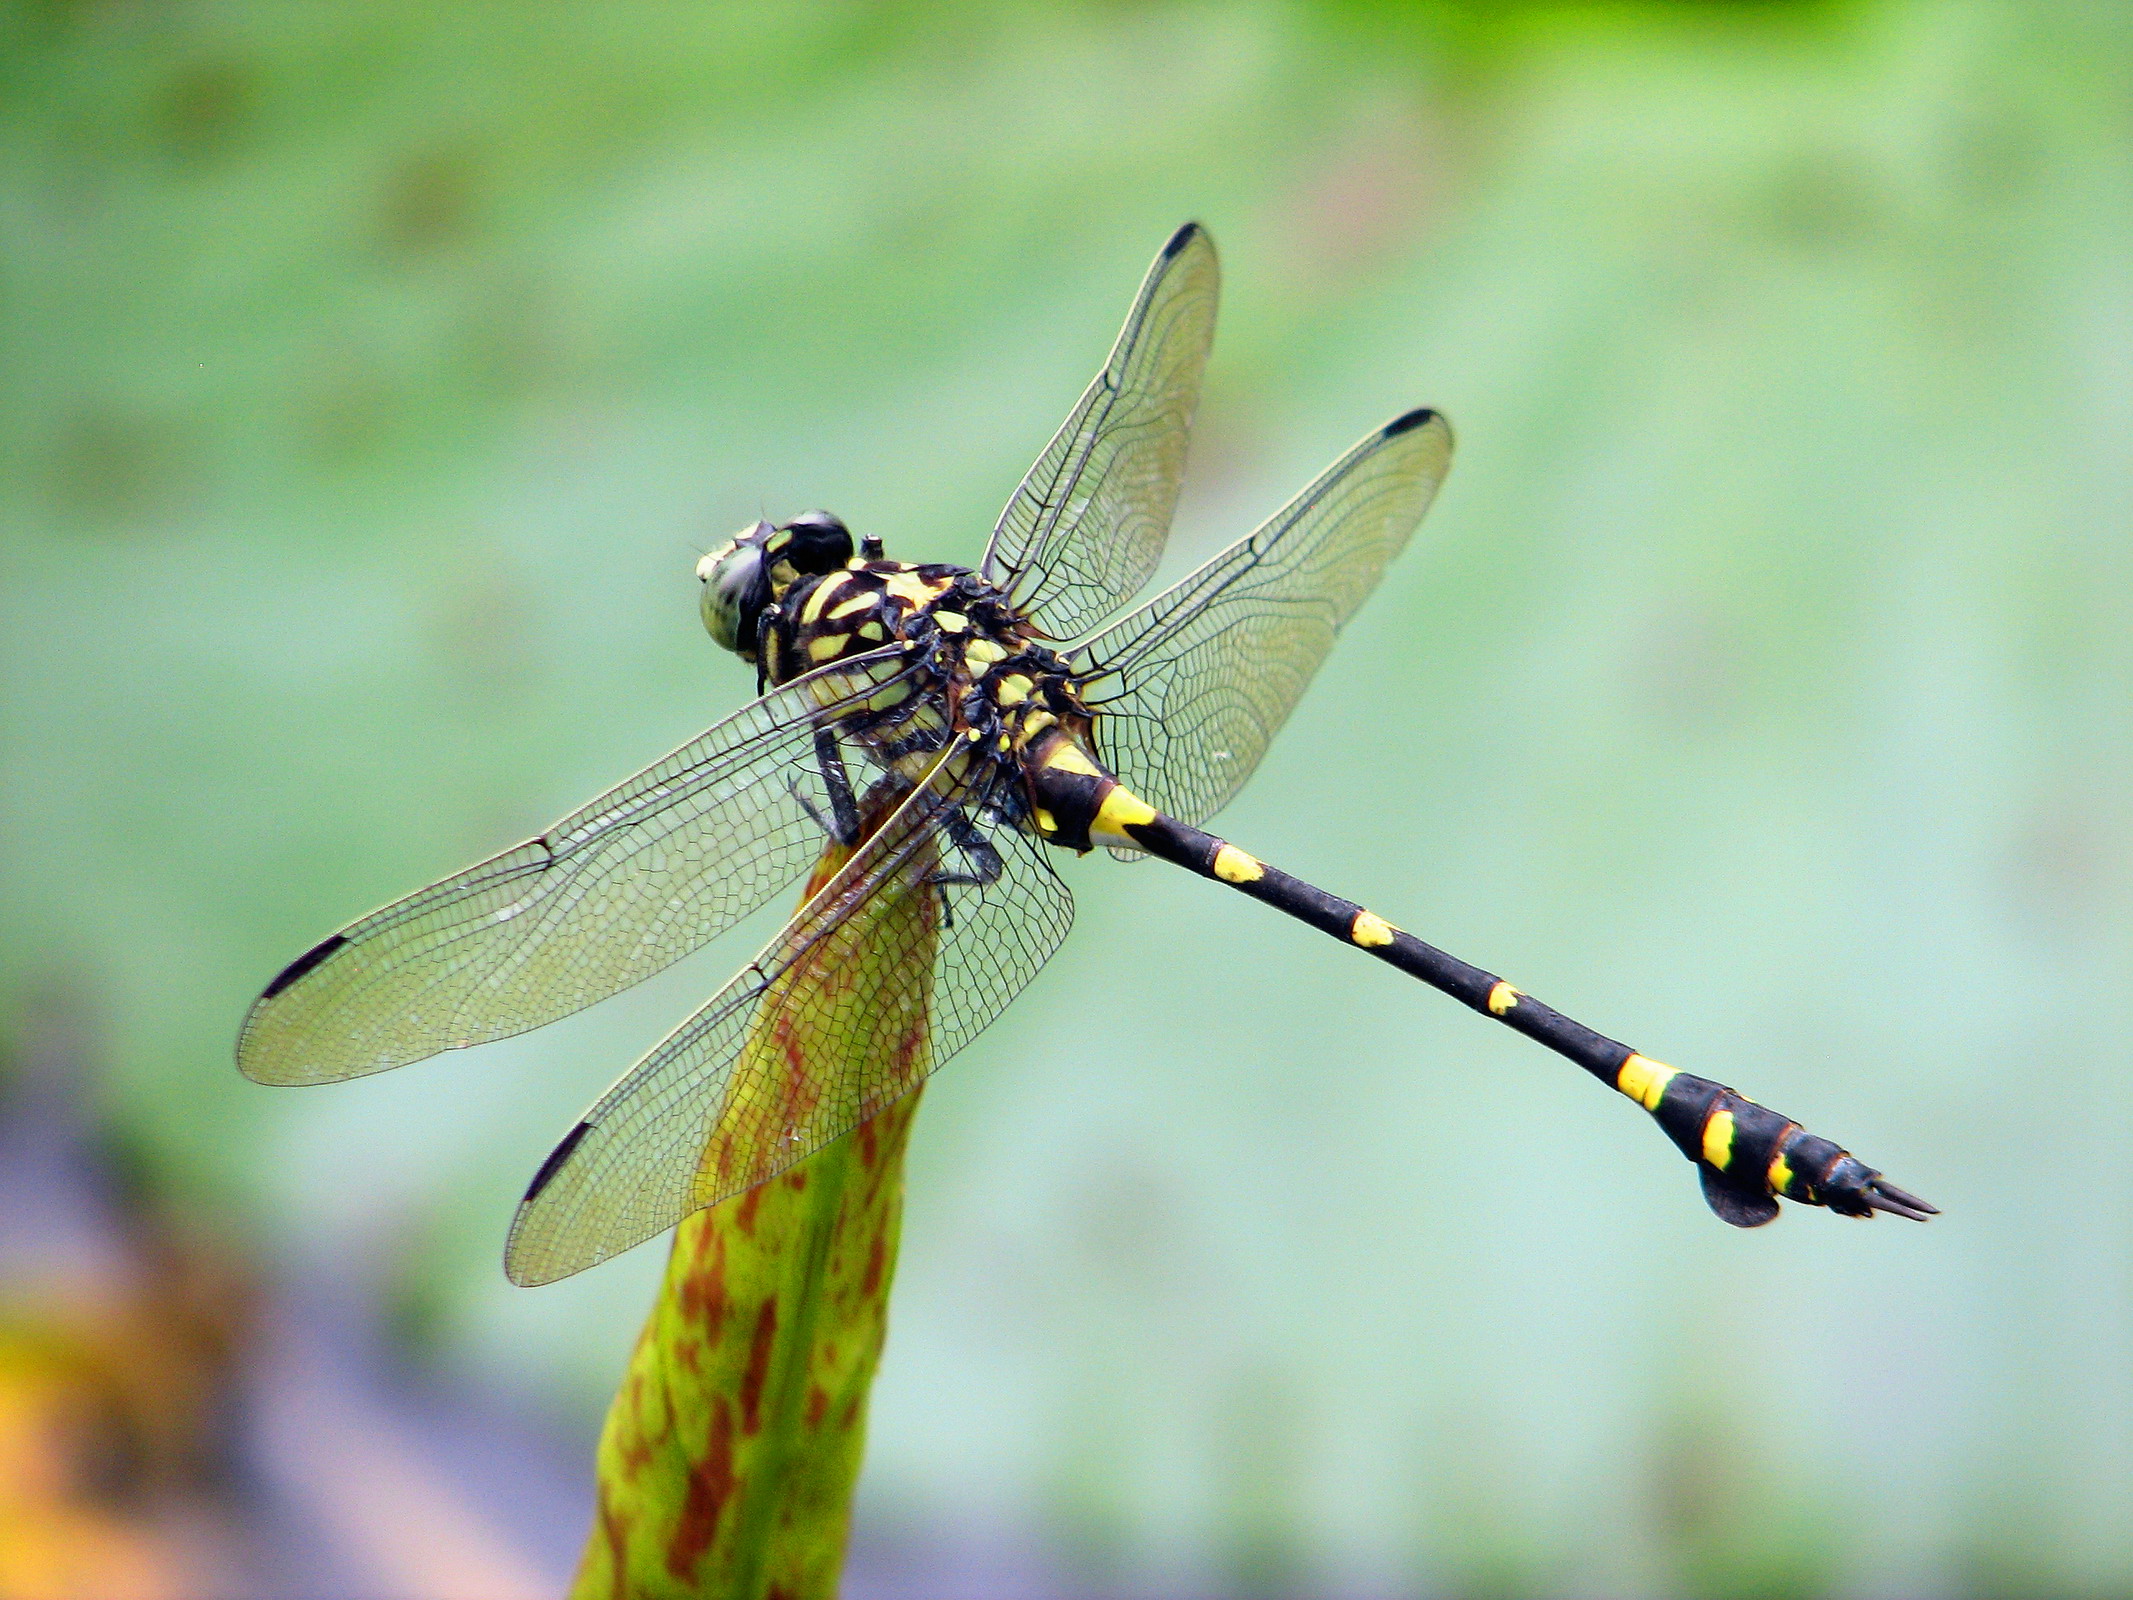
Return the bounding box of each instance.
[570,804,935,1600]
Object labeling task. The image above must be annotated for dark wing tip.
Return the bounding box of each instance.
[1162,221,1206,258]
[521,1119,594,1205]
[260,932,348,1000]
[1382,407,1444,439]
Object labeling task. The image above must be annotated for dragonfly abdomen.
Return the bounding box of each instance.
[1040,759,1938,1231]
[1621,1062,1906,1224]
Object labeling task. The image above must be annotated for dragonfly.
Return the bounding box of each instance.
[239,223,1936,1286]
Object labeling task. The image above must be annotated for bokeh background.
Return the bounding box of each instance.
[4,0,2129,1594]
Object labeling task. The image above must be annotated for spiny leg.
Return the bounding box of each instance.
[875,723,951,765]
[792,727,862,848]
[1088,785,1937,1227]
[933,805,1006,888]
[924,805,1007,930]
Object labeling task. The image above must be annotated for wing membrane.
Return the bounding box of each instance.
[504,757,1074,1286]
[237,651,912,1086]
[1073,410,1453,828]
[982,222,1219,643]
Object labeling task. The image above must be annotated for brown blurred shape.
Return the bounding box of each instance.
[0,983,258,1600]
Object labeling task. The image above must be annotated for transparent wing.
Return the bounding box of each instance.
[504,756,1075,1286]
[1073,410,1453,829]
[237,650,914,1086]
[981,222,1219,643]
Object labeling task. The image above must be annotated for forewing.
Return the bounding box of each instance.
[237,651,913,1086]
[982,223,1219,643]
[1072,410,1453,828]
[504,759,1075,1286]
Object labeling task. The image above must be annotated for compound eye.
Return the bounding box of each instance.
[778,510,854,573]
[698,529,771,654]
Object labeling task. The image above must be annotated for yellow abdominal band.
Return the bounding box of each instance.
[1090,785,1158,849]
[1614,1052,1677,1112]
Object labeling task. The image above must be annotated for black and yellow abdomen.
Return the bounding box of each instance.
[1020,746,1937,1229]
[1616,1053,1907,1225]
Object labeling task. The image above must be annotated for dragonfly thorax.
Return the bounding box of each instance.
[758,553,1116,847]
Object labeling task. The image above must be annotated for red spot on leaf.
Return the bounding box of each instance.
[739,1300,779,1435]
[678,1241,727,1330]
[806,1384,829,1428]
[595,1489,632,1600]
[690,1214,719,1263]
[861,1234,887,1298]
[665,1396,738,1582]
[618,1425,656,1482]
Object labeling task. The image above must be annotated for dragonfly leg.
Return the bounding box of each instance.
[922,806,1006,930]
[873,723,951,765]
[790,729,862,847]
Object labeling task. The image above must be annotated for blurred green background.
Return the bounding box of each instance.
[4,0,2130,1594]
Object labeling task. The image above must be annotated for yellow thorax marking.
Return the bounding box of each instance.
[1214,846,1265,885]
[934,610,968,633]
[857,620,885,642]
[1006,712,1057,755]
[1614,1052,1677,1112]
[808,634,846,662]
[995,673,1033,707]
[1033,807,1058,835]
[881,570,943,610]
[829,589,877,620]
[1701,1107,1736,1171]
[1351,910,1395,945]
[800,575,849,624]
[1486,981,1521,1015]
[965,638,1007,667]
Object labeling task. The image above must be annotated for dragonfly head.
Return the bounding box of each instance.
[696,512,854,658]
